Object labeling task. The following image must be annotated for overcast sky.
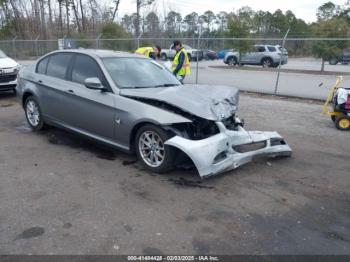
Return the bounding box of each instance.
[117,0,348,23]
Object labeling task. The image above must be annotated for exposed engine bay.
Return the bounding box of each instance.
[126,96,245,140]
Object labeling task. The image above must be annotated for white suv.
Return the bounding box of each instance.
[224,45,288,68]
[0,50,20,92]
[160,44,203,61]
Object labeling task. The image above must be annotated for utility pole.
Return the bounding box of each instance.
[274,28,290,95]
[196,20,204,84]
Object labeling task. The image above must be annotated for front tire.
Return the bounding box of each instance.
[24,96,47,131]
[227,57,237,66]
[161,53,167,61]
[135,124,177,173]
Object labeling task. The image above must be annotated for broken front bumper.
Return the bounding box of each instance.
[165,122,292,178]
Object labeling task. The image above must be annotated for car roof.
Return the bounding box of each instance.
[47,49,144,59]
[254,44,276,47]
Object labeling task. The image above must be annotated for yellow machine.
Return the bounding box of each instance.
[322,76,350,131]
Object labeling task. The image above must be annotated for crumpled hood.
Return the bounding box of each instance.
[120,84,239,121]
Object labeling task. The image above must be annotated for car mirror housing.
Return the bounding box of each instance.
[84,77,107,91]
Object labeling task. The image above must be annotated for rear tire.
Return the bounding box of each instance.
[335,115,350,131]
[262,58,273,68]
[161,53,167,61]
[135,124,177,173]
[24,96,48,131]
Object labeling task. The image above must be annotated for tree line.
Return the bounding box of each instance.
[0,0,349,40]
[0,0,349,69]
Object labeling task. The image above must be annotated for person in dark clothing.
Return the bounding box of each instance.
[173,52,185,76]
[171,40,191,83]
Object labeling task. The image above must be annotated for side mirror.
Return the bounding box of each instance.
[84,77,107,91]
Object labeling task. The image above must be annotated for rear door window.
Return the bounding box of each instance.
[36,57,49,74]
[71,54,107,87]
[267,46,277,52]
[46,53,73,80]
[255,46,266,52]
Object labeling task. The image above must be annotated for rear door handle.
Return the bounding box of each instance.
[37,80,42,84]
[66,89,75,94]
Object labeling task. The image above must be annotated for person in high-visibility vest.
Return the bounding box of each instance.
[171,40,190,84]
[135,45,161,60]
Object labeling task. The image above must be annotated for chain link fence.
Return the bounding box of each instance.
[0,37,345,56]
[1,37,349,66]
[0,37,349,99]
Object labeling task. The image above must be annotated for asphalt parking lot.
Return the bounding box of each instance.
[0,91,349,255]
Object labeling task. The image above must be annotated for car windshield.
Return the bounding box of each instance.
[0,50,7,58]
[103,57,181,89]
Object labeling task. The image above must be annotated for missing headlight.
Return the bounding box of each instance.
[167,119,220,140]
[270,138,287,146]
[222,115,243,131]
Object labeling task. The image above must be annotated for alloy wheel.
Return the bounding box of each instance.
[26,100,40,127]
[262,59,272,68]
[138,131,165,167]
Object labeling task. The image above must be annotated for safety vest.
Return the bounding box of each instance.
[135,47,154,58]
[172,48,191,76]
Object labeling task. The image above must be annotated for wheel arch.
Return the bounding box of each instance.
[22,91,34,108]
[129,121,163,153]
[227,55,237,61]
[129,121,190,154]
[131,122,196,170]
[226,55,238,65]
[261,56,273,64]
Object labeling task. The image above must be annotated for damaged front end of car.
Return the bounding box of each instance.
[121,85,292,178]
[165,119,292,178]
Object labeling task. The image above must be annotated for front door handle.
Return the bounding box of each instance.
[37,80,42,84]
[66,89,74,94]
